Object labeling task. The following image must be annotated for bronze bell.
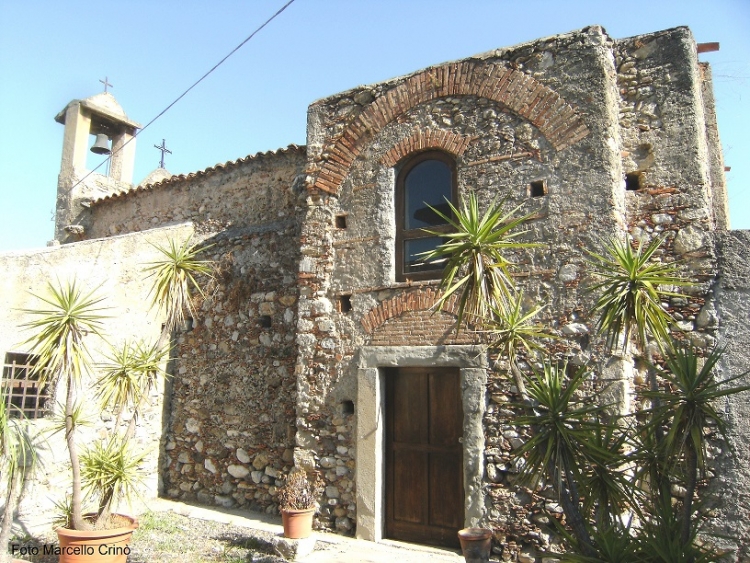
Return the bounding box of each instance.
[90,133,111,155]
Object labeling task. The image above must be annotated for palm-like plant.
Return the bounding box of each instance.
[578,419,637,529]
[80,436,148,527]
[514,362,610,557]
[21,279,108,531]
[555,522,639,563]
[0,396,37,563]
[635,493,728,563]
[420,193,539,330]
[143,237,214,339]
[15,238,211,535]
[587,235,690,354]
[97,339,169,440]
[645,342,750,545]
[587,235,689,518]
[485,291,552,401]
[585,237,748,559]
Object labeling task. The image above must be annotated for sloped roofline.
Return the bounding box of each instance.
[91,144,306,205]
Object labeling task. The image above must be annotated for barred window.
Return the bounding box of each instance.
[2,352,48,419]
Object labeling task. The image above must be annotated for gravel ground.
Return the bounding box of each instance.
[9,511,287,563]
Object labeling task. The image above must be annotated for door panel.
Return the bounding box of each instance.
[429,372,463,447]
[393,449,427,523]
[429,452,463,529]
[385,367,464,548]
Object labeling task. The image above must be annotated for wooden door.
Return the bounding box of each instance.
[385,367,464,548]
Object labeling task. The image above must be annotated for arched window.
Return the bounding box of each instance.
[395,151,457,281]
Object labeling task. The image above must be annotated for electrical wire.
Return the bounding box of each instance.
[66,0,297,195]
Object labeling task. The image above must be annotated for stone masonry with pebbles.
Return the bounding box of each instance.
[296,25,744,559]
[2,24,748,563]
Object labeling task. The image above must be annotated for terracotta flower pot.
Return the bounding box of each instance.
[55,514,138,563]
[281,508,315,539]
[457,527,492,563]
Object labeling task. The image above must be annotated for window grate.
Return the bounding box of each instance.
[2,352,48,419]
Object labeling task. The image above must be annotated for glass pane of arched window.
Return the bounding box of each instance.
[404,159,452,230]
[404,236,447,274]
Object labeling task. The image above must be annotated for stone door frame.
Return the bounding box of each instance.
[355,345,487,542]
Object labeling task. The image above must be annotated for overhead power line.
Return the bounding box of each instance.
[67,0,297,194]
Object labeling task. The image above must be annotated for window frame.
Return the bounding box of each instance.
[395,150,458,282]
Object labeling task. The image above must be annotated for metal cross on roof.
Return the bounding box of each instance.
[154,139,172,169]
[99,76,113,94]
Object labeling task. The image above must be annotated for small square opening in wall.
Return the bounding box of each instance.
[341,400,355,415]
[335,214,348,229]
[529,180,547,197]
[338,294,353,313]
[259,315,272,329]
[625,172,643,191]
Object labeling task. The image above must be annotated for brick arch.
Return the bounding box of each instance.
[361,287,459,334]
[380,128,475,167]
[312,60,590,194]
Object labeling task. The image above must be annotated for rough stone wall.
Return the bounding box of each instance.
[296,24,741,560]
[614,27,724,411]
[87,146,306,239]
[9,144,310,519]
[615,27,726,286]
[130,149,310,514]
[5,21,744,562]
[708,231,750,560]
[0,225,191,527]
[162,218,305,513]
[298,25,629,550]
[55,171,132,244]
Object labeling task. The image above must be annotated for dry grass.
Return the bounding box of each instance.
[9,511,286,563]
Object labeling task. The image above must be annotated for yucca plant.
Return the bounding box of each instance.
[97,339,169,441]
[583,237,746,560]
[16,238,212,535]
[577,419,639,530]
[554,521,640,563]
[513,363,647,561]
[485,290,552,401]
[420,193,539,330]
[143,237,214,340]
[20,279,108,531]
[587,235,690,355]
[644,342,750,546]
[80,436,148,528]
[587,235,688,521]
[0,395,37,563]
[514,362,613,557]
[634,493,728,563]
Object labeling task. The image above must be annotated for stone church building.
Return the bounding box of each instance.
[2,25,749,560]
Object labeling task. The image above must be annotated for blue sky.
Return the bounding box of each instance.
[0,0,747,252]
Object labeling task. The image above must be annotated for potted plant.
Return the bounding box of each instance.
[20,280,142,562]
[0,394,37,563]
[277,469,323,539]
[19,237,212,562]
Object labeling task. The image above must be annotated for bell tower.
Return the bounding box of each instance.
[53,91,141,243]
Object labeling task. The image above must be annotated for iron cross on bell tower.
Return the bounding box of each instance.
[154,139,172,169]
[99,76,113,93]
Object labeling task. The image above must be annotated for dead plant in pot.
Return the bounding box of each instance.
[277,469,323,539]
